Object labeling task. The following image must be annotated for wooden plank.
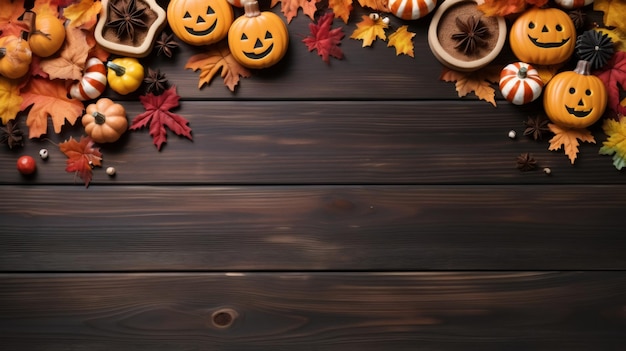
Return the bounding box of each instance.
[2,185,625,271]
[1,101,620,185]
[0,272,624,350]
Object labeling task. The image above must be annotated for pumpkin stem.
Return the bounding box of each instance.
[106,61,126,76]
[574,60,591,76]
[517,66,528,79]
[243,0,261,17]
[92,111,106,125]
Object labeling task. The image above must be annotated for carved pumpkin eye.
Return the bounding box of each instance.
[585,89,591,96]
[265,31,272,39]
[241,33,248,40]
[529,22,535,29]
[556,24,563,31]
[569,87,575,94]
[207,6,215,14]
[184,11,191,18]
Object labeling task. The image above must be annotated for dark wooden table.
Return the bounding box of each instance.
[1,1,625,349]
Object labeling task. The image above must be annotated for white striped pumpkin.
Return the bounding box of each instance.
[499,62,544,105]
[70,57,107,101]
[554,0,593,9]
[387,0,436,21]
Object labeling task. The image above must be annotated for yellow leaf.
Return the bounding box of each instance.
[33,0,58,17]
[599,118,626,169]
[329,0,353,23]
[185,41,252,92]
[387,25,415,57]
[357,0,389,12]
[596,27,626,53]
[548,123,596,164]
[533,63,565,84]
[0,76,23,124]
[440,66,500,106]
[350,15,387,47]
[271,0,321,23]
[63,0,102,29]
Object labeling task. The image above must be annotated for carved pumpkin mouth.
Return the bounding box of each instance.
[565,106,593,118]
[184,20,217,36]
[243,43,274,60]
[528,35,570,48]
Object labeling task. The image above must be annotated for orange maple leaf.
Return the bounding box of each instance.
[271,0,321,23]
[440,66,501,106]
[63,0,102,29]
[329,0,353,23]
[0,76,23,124]
[59,136,102,187]
[350,15,388,47]
[0,0,28,37]
[548,123,596,164]
[185,41,252,92]
[387,25,415,57]
[20,77,84,138]
[39,26,89,80]
[357,0,389,13]
[32,0,59,17]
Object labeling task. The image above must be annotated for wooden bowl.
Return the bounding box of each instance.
[428,0,507,71]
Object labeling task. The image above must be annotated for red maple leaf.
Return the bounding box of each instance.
[130,86,192,150]
[303,12,345,64]
[594,51,626,118]
[59,136,103,187]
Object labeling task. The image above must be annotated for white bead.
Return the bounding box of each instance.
[106,167,116,176]
[508,130,517,139]
[543,167,552,175]
[382,17,390,25]
[369,13,380,21]
[39,148,49,159]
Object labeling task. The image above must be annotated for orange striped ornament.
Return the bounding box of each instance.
[387,0,436,20]
[499,62,544,105]
[554,0,593,9]
[70,57,107,101]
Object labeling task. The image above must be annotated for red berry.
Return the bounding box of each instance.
[17,155,36,175]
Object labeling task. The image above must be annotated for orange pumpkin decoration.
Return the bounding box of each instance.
[83,98,128,143]
[28,13,66,58]
[543,60,607,129]
[167,0,233,46]
[387,0,436,20]
[0,34,32,79]
[509,7,575,65]
[227,1,289,69]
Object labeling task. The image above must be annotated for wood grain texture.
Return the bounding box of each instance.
[2,185,625,271]
[1,272,624,350]
[0,101,621,185]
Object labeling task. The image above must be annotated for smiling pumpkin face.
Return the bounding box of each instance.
[228,1,288,69]
[167,0,233,46]
[510,7,575,65]
[544,60,607,129]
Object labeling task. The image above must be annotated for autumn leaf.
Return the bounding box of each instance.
[303,12,345,64]
[387,25,415,57]
[185,41,251,91]
[271,0,321,23]
[63,0,102,29]
[533,63,564,84]
[596,28,626,53]
[350,15,388,47]
[20,77,84,138]
[59,136,102,187]
[599,117,626,169]
[39,26,89,80]
[356,0,389,13]
[593,51,626,117]
[594,0,626,34]
[130,86,192,150]
[329,0,352,23]
[548,123,595,164]
[32,0,59,17]
[0,0,28,37]
[440,66,501,106]
[0,76,23,124]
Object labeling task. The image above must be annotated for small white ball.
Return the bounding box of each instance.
[369,13,380,21]
[508,130,517,139]
[382,17,390,25]
[543,167,552,175]
[39,148,49,159]
[106,167,116,176]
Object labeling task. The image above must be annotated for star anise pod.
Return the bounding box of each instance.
[154,31,179,58]
[568,9,586,30]
[451,16,489,55]
[144,68,168,95]
[106,0,147,42]
[0,119,24,149]
[516,153,537,172]
[523,115,551,140]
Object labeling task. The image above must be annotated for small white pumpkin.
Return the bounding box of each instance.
[554,0,593,9]
[69,57,107,101]
[499,62,544,105]
[387,0,436,20]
